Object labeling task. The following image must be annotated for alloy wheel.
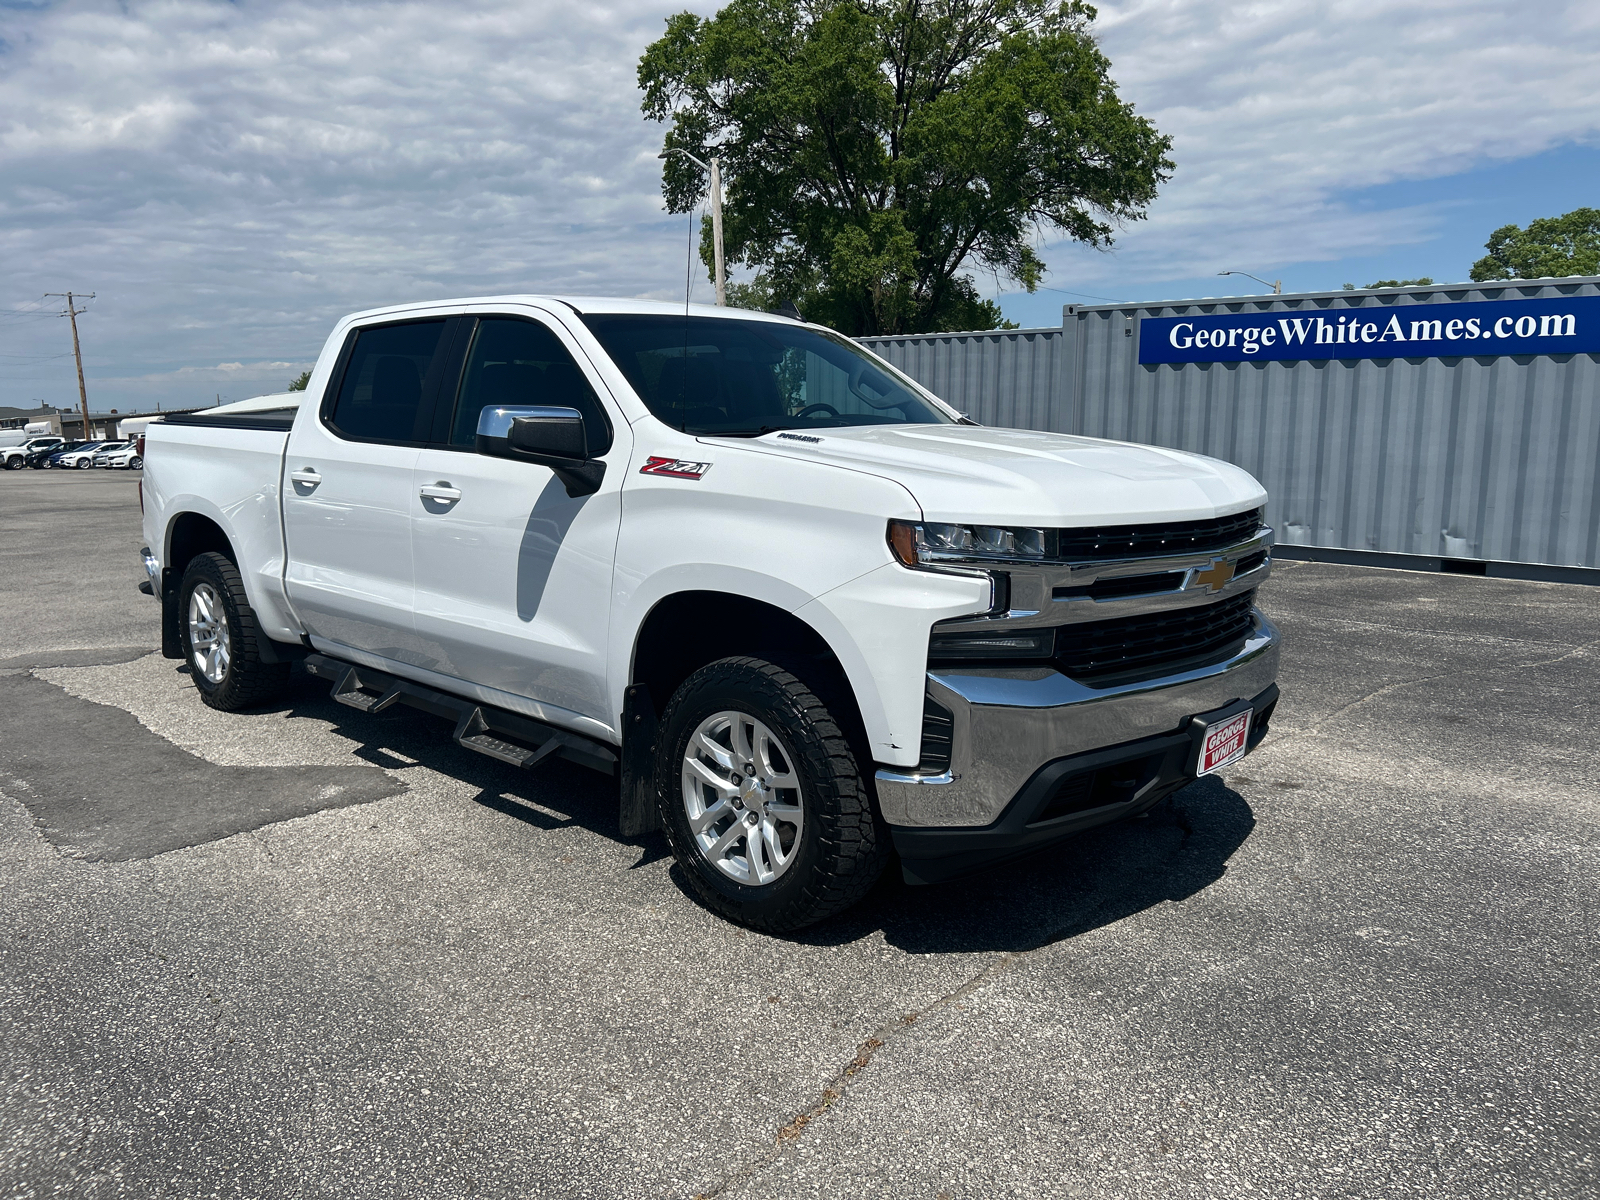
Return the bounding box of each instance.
[188,582,231,684]
[680,710,805,886]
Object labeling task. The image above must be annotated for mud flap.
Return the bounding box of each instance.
[159,568,182,659]
[618,683,663,837]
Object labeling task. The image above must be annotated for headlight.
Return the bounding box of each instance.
[887,519,1049,568]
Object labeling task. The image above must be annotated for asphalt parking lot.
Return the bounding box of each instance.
[1,468,1596,1199]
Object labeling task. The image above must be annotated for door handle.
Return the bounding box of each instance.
[289,468,320,487]
[419,482,462,503]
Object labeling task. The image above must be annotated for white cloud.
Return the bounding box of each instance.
[1042,0,1600,285]
[0,0,713,409]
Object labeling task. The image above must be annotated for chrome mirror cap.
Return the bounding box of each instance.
[475,405,584,439]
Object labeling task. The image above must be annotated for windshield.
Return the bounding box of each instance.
[580,314,954,436]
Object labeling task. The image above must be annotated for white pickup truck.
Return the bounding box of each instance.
[139,296,1280,930]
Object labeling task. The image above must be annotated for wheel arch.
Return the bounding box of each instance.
[629,590,871,756]
[158,509,239,661]
[165,509,237,574]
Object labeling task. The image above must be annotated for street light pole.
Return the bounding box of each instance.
[1218,270,1281,295]
[660,149,726,305]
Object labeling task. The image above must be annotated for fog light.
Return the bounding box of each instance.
[928,627,1055,661]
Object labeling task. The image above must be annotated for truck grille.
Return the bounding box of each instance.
[1055,590,1258,682]
[1055,507,1262,561]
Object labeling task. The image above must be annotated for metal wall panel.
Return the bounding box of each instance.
[862,327,1065,431]
[861,278,1600,569]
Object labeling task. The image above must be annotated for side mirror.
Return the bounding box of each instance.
[476,405,605,497]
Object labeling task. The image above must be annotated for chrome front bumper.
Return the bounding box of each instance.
[875,609,1282,828]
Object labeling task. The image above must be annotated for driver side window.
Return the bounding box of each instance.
[448,317,614,453]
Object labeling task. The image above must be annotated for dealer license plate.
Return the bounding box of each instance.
[1196,711,1252,776]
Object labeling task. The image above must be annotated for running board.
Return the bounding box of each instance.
[305,653,617,776]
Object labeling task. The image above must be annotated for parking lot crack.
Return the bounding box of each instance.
[694,951,1023,1198]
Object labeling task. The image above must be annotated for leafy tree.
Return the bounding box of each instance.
[1470,207,1600,281]
[1342,278,1434,290]
[639,0,1172,336]
[287,370,311,392]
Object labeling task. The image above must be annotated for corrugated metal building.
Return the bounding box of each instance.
[861,277,1600,577]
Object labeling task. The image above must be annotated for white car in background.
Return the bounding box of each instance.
[1,435,66,469]
[93,442,142,470]
[54,443,109,469]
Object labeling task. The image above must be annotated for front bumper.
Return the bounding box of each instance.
[875,609,1281,881]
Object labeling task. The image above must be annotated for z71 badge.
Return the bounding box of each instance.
[640,456,711,480]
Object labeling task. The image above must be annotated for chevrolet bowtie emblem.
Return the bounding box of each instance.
[1190,557,1237,593]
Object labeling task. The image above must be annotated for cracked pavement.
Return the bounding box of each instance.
[1,470,1596,1198]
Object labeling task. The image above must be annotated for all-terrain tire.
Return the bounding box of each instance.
[178,551,290,711]
[655,656,887,933]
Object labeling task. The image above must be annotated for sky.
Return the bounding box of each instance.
[1,0,1597,413]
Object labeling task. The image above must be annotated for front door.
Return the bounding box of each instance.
[283,317,456,662]
[410,313,627,730]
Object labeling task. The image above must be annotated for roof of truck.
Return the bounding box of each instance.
[343,295,803,325]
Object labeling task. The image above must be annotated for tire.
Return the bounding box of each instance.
[76,458,91,469]
[3,456,21,470]
[128,456,143,471]
[177,551,290,710]
[655,656,887,932]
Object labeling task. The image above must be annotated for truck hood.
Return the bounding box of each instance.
[722,424,1266,526]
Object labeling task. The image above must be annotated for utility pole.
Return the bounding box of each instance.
[660,149,727,305]
[45,292,95,439]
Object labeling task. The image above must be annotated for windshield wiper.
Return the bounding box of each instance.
[706,425,788,439]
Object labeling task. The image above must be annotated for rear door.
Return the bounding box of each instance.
[283,316,468,661]
[409,311,627,730]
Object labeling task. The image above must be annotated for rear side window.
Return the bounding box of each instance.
[448,318,613,453]
[328,320,447,443]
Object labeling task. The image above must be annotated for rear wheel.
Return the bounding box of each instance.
[656,657,886,932]
[177,552,289,710]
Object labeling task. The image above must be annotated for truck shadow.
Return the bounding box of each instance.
[274,670,1252,955]
[808,776,1257,955]
[274,670,669,851]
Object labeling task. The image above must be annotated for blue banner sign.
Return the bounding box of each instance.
[1139,295,1600,364]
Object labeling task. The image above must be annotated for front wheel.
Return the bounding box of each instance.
[127,455,143,471]
[655,657,886,932]
[177,552,290,710]
[76,458,91,470]
[3,457,21,470]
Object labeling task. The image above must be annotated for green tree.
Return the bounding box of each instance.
[1363,277,1433,289]
[1470,207,1600,281]
[639,0,1172,336]
[287,370,311,392]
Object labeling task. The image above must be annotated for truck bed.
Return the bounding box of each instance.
[142,414,299,643]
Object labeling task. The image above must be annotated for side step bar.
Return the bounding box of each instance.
[305,653,617,776]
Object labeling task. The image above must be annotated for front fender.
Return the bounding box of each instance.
[796,563,988,769]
